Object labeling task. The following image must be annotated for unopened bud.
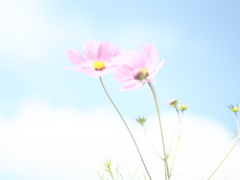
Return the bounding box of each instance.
[177,104,187,111]
[104,161,112,167]
[105,168,111,172]
[169,99,178,107]
[228,104,239,113]
[136,117,146,126]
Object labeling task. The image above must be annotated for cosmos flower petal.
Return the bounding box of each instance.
[113,72,131,80]
[83,40,101,60]
[66,49,87,65]
[88,71,102,79]
[148,60,165,78]
[125,50,143,69]
[113,44,164,91]
[97,64,121,76]
[65,66,96,76]
[141,44,160,72]
[114,64,134,78]
[120,82,143,91]
[113,76,135,84]
[108,50,129,66]
[98,42,119,62]
[76,67,101,78]
[66,40,122,78]
[147,78,154,83]
[113,68,136,82]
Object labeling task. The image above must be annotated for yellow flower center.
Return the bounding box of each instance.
[93,61,105,71]
[231,107,239,112]
[134,68,148,81]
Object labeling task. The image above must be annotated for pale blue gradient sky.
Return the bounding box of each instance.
[0,0,240,179]
[1,0,239,127]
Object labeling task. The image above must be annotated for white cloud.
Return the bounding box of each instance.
[0,99,239,180]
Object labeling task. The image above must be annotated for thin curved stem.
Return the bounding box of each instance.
[100,77,152,180]
[168,108,182,154]
[207,112,240,180]
[108,168,115,180]
[142,126,163,159]
[206,136,240,180]
[148,82,170,180]
[169,111,183,178]
[235,113,240,134]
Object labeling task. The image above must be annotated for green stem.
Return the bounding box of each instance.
[100,77,152,180]
[168,108,181,154]
[169,111,183,178]
[142,126,163,159]
[109,168,115,180]
[148,82,170,180]
[206,136,240,180]
[235,113,240,134]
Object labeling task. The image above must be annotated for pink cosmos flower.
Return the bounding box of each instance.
[113,44,165,90]
[66,40,126,78]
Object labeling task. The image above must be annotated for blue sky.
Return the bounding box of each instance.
[0,0,240,179]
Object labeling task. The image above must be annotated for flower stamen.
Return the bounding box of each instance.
[134,68,149,81]
[93,61,105,71]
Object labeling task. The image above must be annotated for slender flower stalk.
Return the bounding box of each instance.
[148,82,170,180]
[169,131,181,179]
[206,136,240,180]
[100,77,152,180]
[207,111,240,180]
[136,117,163,159]
[109,171,114,180]
[168,107,181,154]
[169,107,183,178]
[235,113,240,133]
[142,126,163,159]
[104,160,115,180]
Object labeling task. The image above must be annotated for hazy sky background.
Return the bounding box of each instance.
[0,0,240,179]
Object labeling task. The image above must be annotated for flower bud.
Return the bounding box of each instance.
[177,104,187,111]
[228,104,239,113]
[104,161,112,167]
[136,117,146,126]
[105,168,111,173]
[169,99,178,107]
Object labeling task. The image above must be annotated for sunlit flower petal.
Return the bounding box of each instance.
[113,44,164,90]
[65,40,123,78]
[120,82,143,91]
[66,49,87,65]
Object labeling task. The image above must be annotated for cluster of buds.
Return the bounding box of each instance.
[169,99,187,112]
[104,160,112,173]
